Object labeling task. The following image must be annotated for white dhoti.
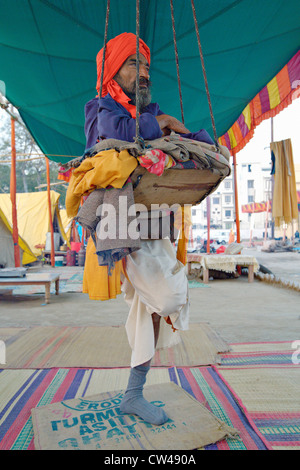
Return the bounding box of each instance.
[122,238,189,367]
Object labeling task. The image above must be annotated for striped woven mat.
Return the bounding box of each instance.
[0,366,269,450]
[220,341,297,367]
[216,366,300,450]
[217,341,300,449]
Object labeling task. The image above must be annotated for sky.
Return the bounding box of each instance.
[235,97,300,167]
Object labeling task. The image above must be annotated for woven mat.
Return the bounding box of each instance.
[217,366,300,449]
[0,323,229,369]
[0,367,269,450]
[220,341,296,367]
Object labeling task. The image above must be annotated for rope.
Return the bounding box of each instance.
[135,0,142,144]
[191,0,219,148]
[98,0,110,99]
[170,0,185,125]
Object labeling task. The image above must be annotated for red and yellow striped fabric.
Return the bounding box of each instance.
[219,50,300,154]
[241,201,272,213]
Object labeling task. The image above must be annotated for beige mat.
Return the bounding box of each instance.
[219,367,300,414]
[31,382,238,450]
[0,323,229,369]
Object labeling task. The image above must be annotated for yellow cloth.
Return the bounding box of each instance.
[83,236,123,300]
[271,139,298,227]
[65,149,138,218]
[175,206,192,265]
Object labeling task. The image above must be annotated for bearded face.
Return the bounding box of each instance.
[113,54,152,110]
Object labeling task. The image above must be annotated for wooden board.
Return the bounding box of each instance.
[132,167,226,209]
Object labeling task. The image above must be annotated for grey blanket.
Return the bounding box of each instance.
[60,134,230,177]
[75,183,141,275]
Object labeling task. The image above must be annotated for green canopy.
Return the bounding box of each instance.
[0,0,299,163]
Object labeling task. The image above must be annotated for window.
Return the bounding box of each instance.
[212,197,220,204]
[248,180,254,188]
[248,195,254,203]
[192,209,196,216]
[264,178,271,190]
[225,210,231,218]
[224,181,231,189]
[225,195,231,203]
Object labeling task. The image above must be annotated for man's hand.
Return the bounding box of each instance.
[156,114,190,136]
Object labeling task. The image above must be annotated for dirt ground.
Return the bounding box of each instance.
[0,246,299,346]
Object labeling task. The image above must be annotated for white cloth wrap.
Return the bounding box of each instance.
[122,238,189,368]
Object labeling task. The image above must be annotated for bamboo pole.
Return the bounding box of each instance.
[46,157,55,267]
[206,196,211,253]
[10,115,21,267]
[232,151,241,243]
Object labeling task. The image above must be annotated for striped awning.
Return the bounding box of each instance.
[241,201,272,213]
[242,192,300,213]
[219,51,300,154]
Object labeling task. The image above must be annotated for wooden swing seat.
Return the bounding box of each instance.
[131,165,228,209]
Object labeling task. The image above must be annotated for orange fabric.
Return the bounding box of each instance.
[96,32,151,118]
[228,229,235,244]
[276,65,291,101]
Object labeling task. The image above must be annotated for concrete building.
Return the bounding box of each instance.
[191,161,299,242]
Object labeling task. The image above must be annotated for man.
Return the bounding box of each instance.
[84,32,213,426]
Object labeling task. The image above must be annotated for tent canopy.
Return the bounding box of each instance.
[0,0,299,163]
[0,207,37,266]
[0,191,70,257]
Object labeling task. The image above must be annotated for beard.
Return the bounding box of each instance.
[114,75,152,110]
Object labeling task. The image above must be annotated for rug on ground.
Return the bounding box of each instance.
[0,367,269,450]
[220,341,298,367]
[0,324,229,368]
[216,366,300,450]
[216,341,300,449]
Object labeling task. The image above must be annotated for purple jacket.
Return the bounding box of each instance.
[84,94,214,148]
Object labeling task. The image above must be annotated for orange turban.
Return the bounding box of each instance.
[96,32,151,118]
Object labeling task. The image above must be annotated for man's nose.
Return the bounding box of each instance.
[140,65,150,80]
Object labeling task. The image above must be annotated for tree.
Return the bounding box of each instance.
[0,107,67,206]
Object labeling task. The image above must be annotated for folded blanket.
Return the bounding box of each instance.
[76,183,141,275]
[61,134,230,177]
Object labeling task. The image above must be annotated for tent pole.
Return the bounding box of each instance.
[10,115,21,267]
[232,151,241,243]
[206,196,211,253]
[46,157,55,267]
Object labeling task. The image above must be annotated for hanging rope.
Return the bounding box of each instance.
[98,0,110,99]
[135,0,142,145]
[191,0,219,148]
[170,0,185,125]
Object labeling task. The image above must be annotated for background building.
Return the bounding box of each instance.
[191,161,299,242]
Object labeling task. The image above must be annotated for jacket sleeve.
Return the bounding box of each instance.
[97,106,163,142]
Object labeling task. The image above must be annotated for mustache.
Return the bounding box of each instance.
[138,77,151,88]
